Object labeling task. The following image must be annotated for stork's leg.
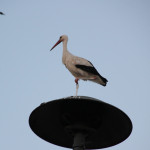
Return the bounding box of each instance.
[75,78,79,96]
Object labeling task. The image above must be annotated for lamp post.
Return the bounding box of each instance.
[29,96,132,149]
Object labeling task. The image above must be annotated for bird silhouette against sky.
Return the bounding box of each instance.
[0,12,5,15]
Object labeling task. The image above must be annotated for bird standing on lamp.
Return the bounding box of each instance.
[50,35,108,96]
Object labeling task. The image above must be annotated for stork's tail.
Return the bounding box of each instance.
[88,76,108,86]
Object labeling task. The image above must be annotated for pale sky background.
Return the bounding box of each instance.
[0,0,150,150]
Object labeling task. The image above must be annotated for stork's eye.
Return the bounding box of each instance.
[60,36,62,39]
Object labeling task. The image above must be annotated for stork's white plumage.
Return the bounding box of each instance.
[50,35,108,96]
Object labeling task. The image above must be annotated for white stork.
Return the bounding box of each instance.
[50,35,108,96]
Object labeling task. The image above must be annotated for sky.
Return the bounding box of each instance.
[0,0,150,150]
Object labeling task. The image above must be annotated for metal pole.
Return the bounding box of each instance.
[73,133,85,150]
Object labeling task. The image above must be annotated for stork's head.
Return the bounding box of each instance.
[50,35,68,51]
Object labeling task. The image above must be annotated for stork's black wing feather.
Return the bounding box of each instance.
[75,61,108,83]
[75,65,100,76]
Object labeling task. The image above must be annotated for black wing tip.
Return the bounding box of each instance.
[101,77,108,86]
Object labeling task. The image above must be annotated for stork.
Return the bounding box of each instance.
[50,35,108,96]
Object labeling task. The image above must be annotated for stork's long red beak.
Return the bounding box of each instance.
[50,39,62,51]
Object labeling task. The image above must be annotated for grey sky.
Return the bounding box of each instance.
[0,0,150,150]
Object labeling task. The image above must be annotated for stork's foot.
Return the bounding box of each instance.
[75,78,79,96]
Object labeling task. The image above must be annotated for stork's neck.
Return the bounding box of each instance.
[63,40,68,52]
[62,39,73,65]
[62,40,69,64]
